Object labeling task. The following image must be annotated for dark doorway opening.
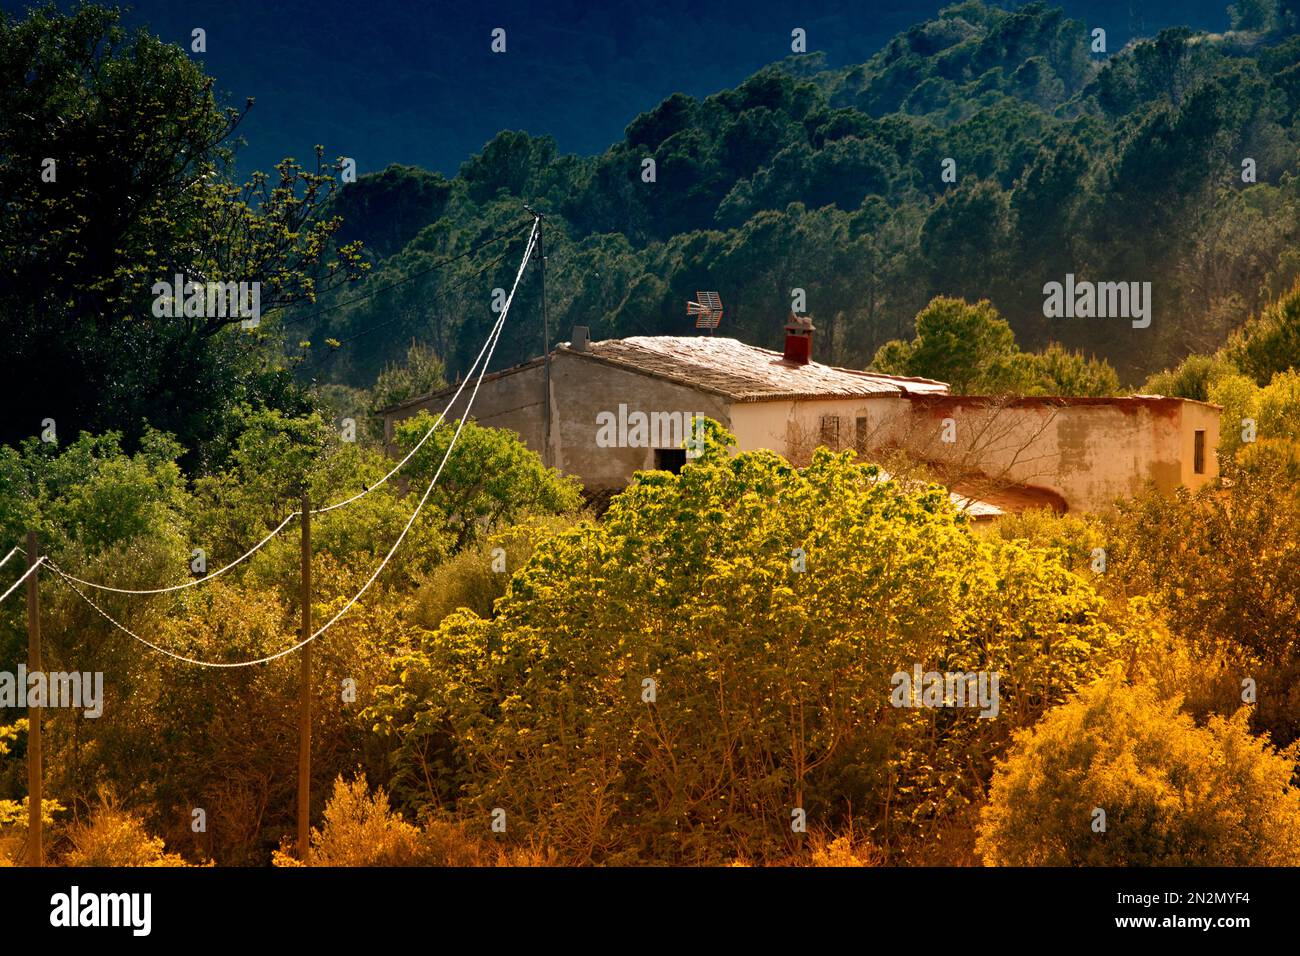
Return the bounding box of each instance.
[654,448,687,474]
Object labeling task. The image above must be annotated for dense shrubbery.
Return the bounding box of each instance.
[0,405,580,865]
[273,775,552,867]
[991,402,1300,759]
[409,514,580,630]
[1101,477,1300,665]
[6,0,1300,869]
[5,399,1300,866]
[978,675,1300,866]
[367,423,1141,864]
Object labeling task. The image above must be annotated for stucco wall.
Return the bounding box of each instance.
[547,352,732,488]
[876,396,1219,512]
[384,359,548,451]
[383,353,1220,512]
[1178,400,1221,489]
[382,353,732,490]
[727,395,913,464]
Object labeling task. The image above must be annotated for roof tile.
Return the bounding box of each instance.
[566,336,949,401]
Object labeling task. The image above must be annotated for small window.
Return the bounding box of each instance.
[654,448,687,474]
[820,414,840,449]
[855,416,869,455]
[1193,429,1206,475]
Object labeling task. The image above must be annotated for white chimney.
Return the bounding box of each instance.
[571,326,591,352]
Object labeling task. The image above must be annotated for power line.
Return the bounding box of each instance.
[49,220,540,667]
[42,226,537,594]
[310,259,531,515]
[51,513,298,596]
[0,556,44,604]
[3,218,539,604]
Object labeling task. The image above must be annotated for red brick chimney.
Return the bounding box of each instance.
[783,313,815,365]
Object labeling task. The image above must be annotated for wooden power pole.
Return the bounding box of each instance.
[536,214,553,469]
[25,531,42,867]
[296,495,312,860]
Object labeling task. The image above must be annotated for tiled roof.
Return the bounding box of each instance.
[872,469,1066,521]
[562,336,949,402]
[947,479,1069,520]
[379,356,545,414]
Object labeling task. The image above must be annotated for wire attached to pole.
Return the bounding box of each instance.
[48,219,541,668]
[45,225,535,594]
[0,556,44,604]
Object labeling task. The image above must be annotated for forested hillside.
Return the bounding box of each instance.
[296,0,1300,391]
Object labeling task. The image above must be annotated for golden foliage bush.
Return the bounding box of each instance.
[283,774,554,867]
[296,774,428,867]
[62,802,190,867]
[409,514,577,629]
[0,796,65,866]
[372,423,1137,865]
[977,674,1300,866]
[809,834,881,867]
[1101,477,1300,665]
[981,492,1300,753]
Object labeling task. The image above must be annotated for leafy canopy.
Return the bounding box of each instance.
[873,296,1117,395]
[369,421,1132,864]
[0,3,366,465]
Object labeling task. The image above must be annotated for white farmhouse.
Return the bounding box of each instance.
[381,320,1220,516]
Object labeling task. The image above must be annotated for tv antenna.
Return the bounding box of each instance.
[688,291,723,334]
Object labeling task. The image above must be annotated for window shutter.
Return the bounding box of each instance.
[820,414,841,449]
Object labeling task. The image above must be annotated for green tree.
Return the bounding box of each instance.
[919,181,1012,303]
[872,296,1026,393]
[0,4,365,463]
[369,422,1129,864]
[1229,0,1280,32]
[329,165,453,260]
[1141,353,1235,401]
[368,342,447,435]
[1226,283,1300,385]
[396,414,581,550]
[1013,342,1119,397]
[1208,372,1261,459]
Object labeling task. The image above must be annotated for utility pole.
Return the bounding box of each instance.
[296,495,311,860]
[25,531,41,867]
[537,213,549,361]
[535,213,554,468]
